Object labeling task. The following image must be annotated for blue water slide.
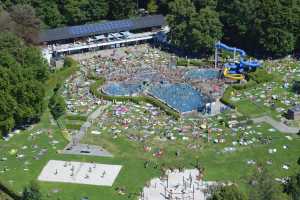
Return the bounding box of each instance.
[240,60,261,69]
[215,41,246,57]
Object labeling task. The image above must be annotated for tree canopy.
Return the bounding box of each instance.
[210,185,247,200]
[0,32,48,136]
[285,172,300,200]
[248,167,289,200]
[21,181,43,200]
[167,0,223,55]
[1,0,300,56]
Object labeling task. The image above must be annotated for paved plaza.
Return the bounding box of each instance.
[38,160,122,186]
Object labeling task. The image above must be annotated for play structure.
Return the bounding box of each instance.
[215,41,261,80]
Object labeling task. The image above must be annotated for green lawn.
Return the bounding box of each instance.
[2,112,300,200]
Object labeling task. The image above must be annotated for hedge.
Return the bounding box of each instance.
[221,67,273,108]
[246,68,277,84]
[63,57,78,68]
[176,58,204,67]
[220,86,236,108]
[65,115,88,121]
[232,80,257,90]
[89,77,180,119]
[65,123,82,130]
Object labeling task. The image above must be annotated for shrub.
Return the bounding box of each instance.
[176,58,204,67]
[247,68,274,84]
[65,123,82,130]
[292,80,300,94]
[220,86,236,108]
[65,115,87,121]
[232,80,257,90]
[48,94,66,120]
[63,57,77,68]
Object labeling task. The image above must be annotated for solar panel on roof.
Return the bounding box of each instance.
[40,15,165,42]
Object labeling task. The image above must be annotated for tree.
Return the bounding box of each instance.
[193,0,217,10]
[167,0,197,49]
[62,0,89,25]
[0,32,48,136]
[108,0,136,20]
[49,94,66,120]
[21,181,43,200]
[167,0,222,54]
[147,0,158,14]
[249,166,288,200]
[189,6,223,54]
[284,173,300,200]
[33,1,65,27]
[9,4,41,43]
[0,7,15,32]
[292,80,300,94]
[211,185,248,200]
[217,0,300,57]
[86,0,108,22]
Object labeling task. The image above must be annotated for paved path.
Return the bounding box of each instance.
[62,104,112,157]
[252,116,299,134]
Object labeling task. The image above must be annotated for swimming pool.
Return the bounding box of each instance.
[102,82,142,96]
[148,83,206,113]
[185,69,220,80]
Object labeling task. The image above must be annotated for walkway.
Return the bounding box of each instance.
[252,116,299,134]
[62,104,112,157]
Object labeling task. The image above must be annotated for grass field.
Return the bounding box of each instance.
[1,110,300,200]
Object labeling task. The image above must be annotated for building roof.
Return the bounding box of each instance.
[39,15,165,43]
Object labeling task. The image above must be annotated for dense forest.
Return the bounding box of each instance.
[1,0,300,57]
[0,32,48,136]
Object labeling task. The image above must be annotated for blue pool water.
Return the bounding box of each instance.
[185,69,220,80]
[148,83,205,113]
[102,82,142,96]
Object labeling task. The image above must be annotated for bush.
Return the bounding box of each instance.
[232,80,257,90]
[176,59,188,66]
[48,94,66,120]
[176,58,204,67]
[292,80,300,94]
[65,115,87,121]
[63,57,77,68]
[21,181,43,200]
[220,86,236,108]
[221,79,257,108]
[247,68,274,84]
[65,123,82,130]
[210,185,248,200]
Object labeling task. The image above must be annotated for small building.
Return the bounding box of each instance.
[287,105,300,120]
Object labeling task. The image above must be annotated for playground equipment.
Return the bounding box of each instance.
[215,41,261,80]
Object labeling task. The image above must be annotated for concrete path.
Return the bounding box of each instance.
[62,104,112,157]
[252,116,299,134]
